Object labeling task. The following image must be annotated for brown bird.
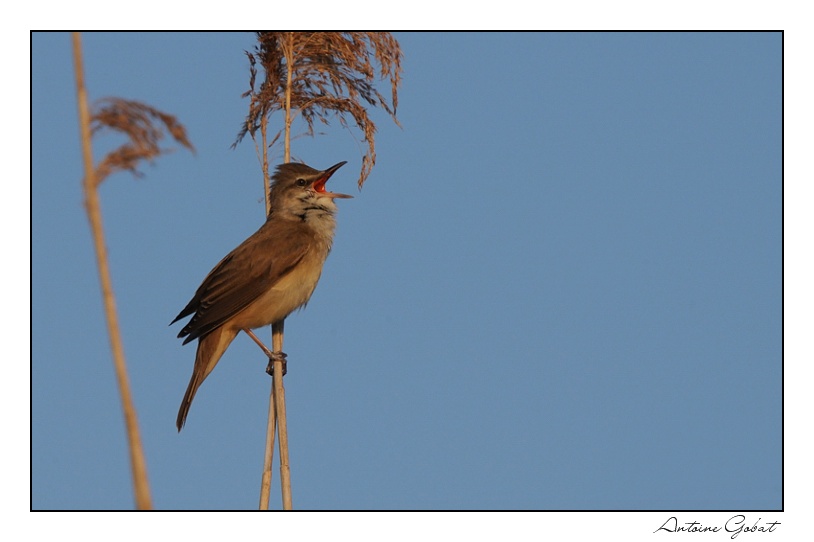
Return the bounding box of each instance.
[171,161,351,430]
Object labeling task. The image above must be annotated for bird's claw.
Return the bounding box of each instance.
[265,351,288,377]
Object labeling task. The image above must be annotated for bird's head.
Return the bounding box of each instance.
[269,161,352,219]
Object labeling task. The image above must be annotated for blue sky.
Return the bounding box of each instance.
[32,32,782,516]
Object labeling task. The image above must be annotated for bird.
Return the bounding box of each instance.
[171,161,351,431]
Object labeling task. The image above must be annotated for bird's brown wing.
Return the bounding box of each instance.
[172,221,312,344]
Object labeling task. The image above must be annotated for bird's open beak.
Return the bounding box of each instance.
[314,161,353,199]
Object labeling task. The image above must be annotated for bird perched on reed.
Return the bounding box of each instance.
[171,161,350,430]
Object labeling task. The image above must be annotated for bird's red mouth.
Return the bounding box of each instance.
[314,161,353,199]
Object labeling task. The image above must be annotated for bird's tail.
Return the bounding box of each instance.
[176,373,201,432]
[176,327,238,431]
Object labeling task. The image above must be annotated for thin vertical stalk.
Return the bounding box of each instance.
[272,320,292,509]
[283,32,294,164]
[258,381,277,509]
[261,113,272,217]
[258,94,277,510]
[269,32,295,510]
[72,32,152,510]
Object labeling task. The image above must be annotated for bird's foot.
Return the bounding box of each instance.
[265,351,288,377]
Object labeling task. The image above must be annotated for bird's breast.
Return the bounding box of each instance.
[230,243,331,330]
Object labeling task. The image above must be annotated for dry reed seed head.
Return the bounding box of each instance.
[91,98,194,183]
[235,32,402,189]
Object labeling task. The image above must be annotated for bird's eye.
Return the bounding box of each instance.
[296,178,307,187]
